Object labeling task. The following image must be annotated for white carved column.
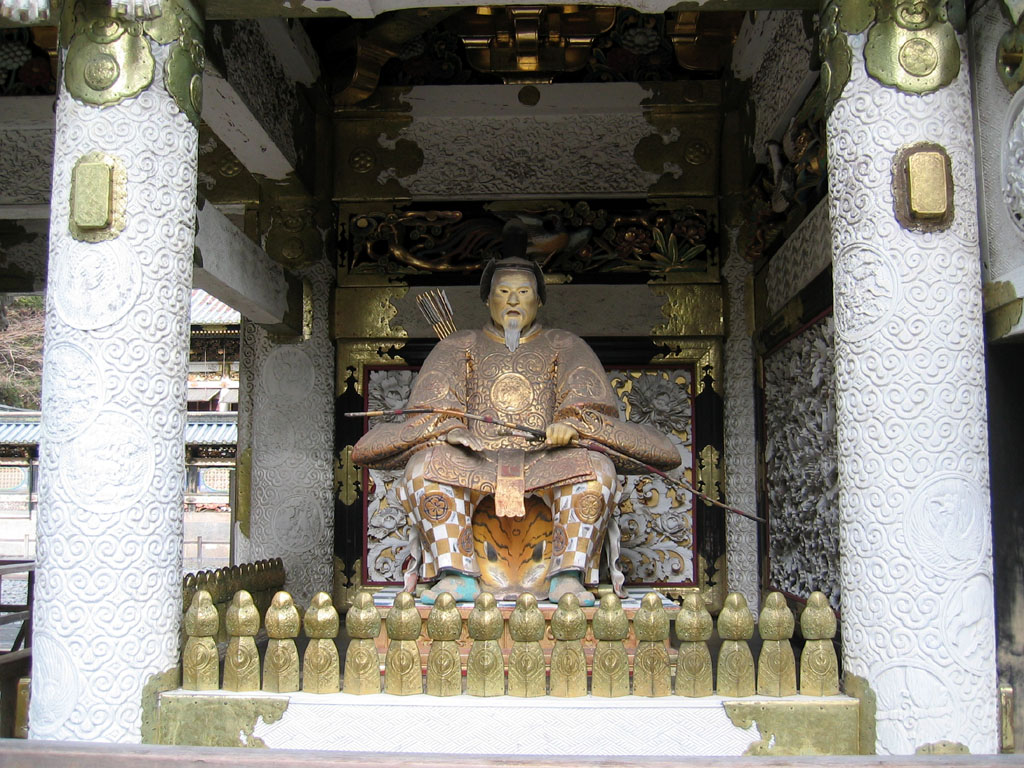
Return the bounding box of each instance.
[824,20,998,754]
[235,262,334,606]
[722,237,759,615]
[30,2,202,742]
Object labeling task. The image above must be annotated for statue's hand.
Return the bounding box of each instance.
[545,422,579,447]
[446,428,484,452]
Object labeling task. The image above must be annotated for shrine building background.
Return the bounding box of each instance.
[0,0,1021,759]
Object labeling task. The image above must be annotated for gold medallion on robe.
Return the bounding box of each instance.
[490,372,534,414]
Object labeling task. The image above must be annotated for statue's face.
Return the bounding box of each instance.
[488,270,540,331]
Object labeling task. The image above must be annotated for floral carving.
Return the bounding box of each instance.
[627,373,691,435]
[764,315,839,609]
[367,369,415,424]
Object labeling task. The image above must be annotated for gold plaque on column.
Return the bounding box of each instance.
[69,152,127,243]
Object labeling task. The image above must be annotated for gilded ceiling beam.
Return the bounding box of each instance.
[454,5,615,83]
[335,7,462,106]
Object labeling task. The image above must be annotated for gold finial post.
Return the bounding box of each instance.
[549,593,587,697]
[303,592,341,694]
[467,592,505,696]
[674,592,713,697]
[591,593,629,697]
[264,591,301,693]
[508,593,546,697]
[633,592,671,697]
[344,590,382,695]
[223,590,261,692]
[716,592,756,697]
[385,591,423,695]
[757,592,796,696]
[182,589,219,691]
[426,592,463,696]
[799,591,839,696]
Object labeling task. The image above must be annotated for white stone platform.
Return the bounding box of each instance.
[158,690,860,757]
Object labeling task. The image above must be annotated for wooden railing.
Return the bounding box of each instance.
[0,559,33,739]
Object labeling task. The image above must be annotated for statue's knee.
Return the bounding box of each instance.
[589,453,618,491]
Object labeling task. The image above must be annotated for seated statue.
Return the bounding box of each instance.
[352,222,681,605]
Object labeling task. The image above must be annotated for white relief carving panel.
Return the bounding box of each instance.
[968,0,1024,282]
[722,247,759,614]
[764,315,839,609]
[382,114,662,199]
[0,127,54,205]
[212,20,300,169]
[764,199,832,316]
[31,42,195,743]
[750,12,816,163]
[826,35,997,754]
[240,262,335,606]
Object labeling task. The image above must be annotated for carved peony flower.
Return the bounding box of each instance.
[367,369,415,423]
[651,508,692,541]
[618,25,661,56]
[628,374,690,435]
[368,506,404,539]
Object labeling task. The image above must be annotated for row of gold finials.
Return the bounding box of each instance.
[182,586,840,699]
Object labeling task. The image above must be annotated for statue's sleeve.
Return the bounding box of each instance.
[351,331,472,469]
[553,333,682,472]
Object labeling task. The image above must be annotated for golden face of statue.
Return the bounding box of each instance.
[488,270,540,331]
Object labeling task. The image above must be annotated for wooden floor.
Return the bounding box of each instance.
[0,739,1022,768]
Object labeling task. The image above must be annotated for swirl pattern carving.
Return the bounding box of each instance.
[31,42,195,742]
[826,36,996,754]
[239,262,335,605]
[722,250,759,615]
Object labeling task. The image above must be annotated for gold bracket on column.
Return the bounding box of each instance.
[1000,683,1016,753]
[891,142,953,232]
[999,17,1024,93]
[818,0,855,117]
[63,0,204,124]
[69,151,127,243]
[864,0,961,94]
[336,445,359,506]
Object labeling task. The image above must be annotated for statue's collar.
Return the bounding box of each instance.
[483,322,543,345]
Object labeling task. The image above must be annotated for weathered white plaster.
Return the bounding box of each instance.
[722,241,759,616]
[257,17,319,86]
[731,11,787,81]
[194,198,289,326]
[209,21,301,172]
[202,64,294,181]
[161,689,773,755]
[748,13,817,163]
[235,261,334,605]
[826,34,997,754]
[31,42,196,743]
